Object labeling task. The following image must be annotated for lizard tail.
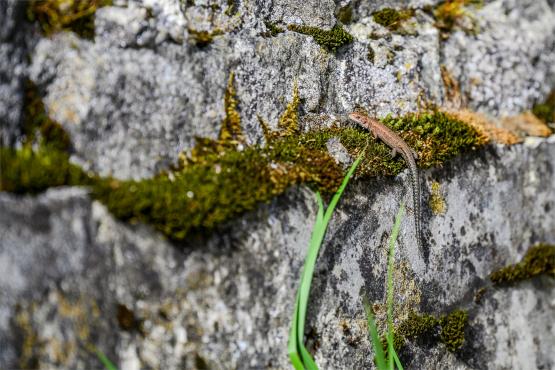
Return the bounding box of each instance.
[412,166,422,251]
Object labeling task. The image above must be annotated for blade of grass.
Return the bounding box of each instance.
[94,348,119,370]
[289,153,365,369]
[297,193,324,370]
[363,295,387,370]
[386,202,405,370]
[391,346,404,370]
[288,289,304,370]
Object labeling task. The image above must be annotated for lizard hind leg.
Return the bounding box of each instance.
[411,149,419,160]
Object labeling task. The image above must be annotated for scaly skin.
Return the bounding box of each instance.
[348,112,422,252]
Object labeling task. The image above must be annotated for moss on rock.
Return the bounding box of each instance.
[263,21,285,37]
[372,8,414,31]
[532,91,555,126]
[439,310,468,352]
[1,77,488,242]
[27,0,112,40]
[0,146,91,194]
[490,244,555,285]
[386,309,468,354]
[287,23,353,53]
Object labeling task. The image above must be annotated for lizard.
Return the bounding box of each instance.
[348,112,422,252]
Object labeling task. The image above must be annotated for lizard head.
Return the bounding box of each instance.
[348,112,367,124]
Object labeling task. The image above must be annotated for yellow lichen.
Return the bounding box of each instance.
[447,109,518,145]
[429,181,446,215]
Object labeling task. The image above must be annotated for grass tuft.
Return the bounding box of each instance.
[288,152,365,369]
[364,202,406,370]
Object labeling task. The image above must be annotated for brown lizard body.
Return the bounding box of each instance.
[348,112,422,251]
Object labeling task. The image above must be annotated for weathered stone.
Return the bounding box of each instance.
[1,137,555,369]
[1,0,555,369]
[0,0,34,145]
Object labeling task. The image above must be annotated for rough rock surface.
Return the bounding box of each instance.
[22,0,555,178]
[1,0,555,369]
[1,137,555,369]
[0,0,35,145]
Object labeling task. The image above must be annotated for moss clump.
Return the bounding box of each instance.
[219,72,245,145]
[263,21,285,37]
[398,311,438,340]
[287,24,353,53]
[27,0,112,40]
[2,76,487,242]
[0,146,91,194]
[372,8,414,31]
[322,111,486,179]
[188,28,224,47]
[490,244,555,285]
[439,310,468,352]
[386,309,468,353]
[532,91,555,126]
[0,81,89,194]
[336,5,353,24]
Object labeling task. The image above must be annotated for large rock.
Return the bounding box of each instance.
[1,0,555,369]
[26,0,555,178]
[1,137,554,369]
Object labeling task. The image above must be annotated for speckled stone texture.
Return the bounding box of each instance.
[1,0,555,369]
[1,137,554,369]
[23,0,555,179]
[0,0,34,145]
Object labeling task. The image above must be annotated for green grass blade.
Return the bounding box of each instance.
[288,290,304,370]
[289,153,364,369]
[296,192,324,370]
[363,295,387,370]
[391,346,404,370]
[322,153,364,224]
[387,202,405,369]
[94,348,119,370]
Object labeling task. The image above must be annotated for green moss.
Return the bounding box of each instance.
[372,8,414,31]
[2,77,487,242]
[27,0,112,40]
[336,5,353,24]
[398,311,438,339]
[263,21,285,37]
[219,72,245,145]
[532,91,555,126]
[0,146,91,194]
[367,46,375,64]
[490,244,555,285]
[287,24,353,53]
[384,309,467,354]
[188,28,224,47]
[439,310,468,352]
